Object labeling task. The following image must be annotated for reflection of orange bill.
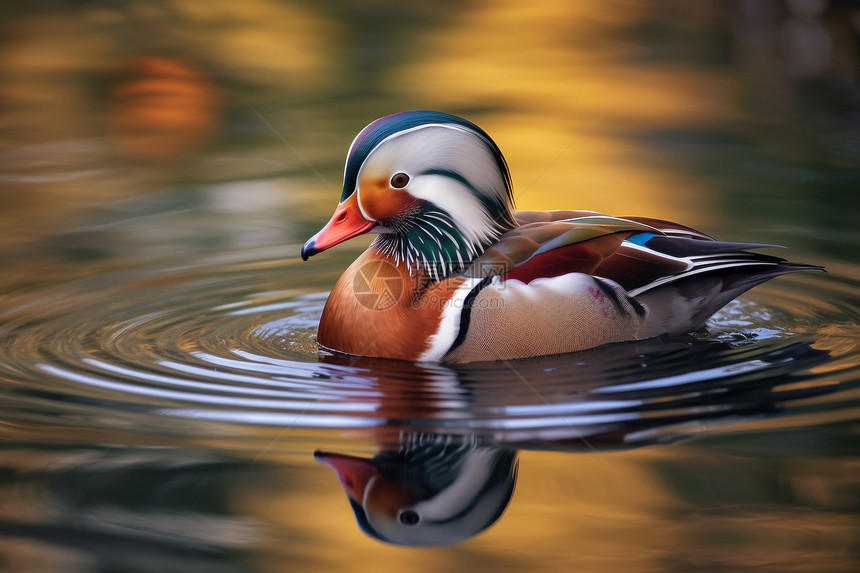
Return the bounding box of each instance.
[314,451,378,503]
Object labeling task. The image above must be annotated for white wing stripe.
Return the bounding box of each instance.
[627,261,778,297]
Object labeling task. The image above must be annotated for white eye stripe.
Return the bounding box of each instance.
[354,123,473,187]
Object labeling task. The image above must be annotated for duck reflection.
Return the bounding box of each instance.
[316,436,516,546]
[316,337,832,546]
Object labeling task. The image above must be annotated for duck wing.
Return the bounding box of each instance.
[462,215,660,280]
[598,217,825,336]
[507,212,821,304]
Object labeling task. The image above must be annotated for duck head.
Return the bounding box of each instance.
[301,111,518,280]
[315,440,518,546]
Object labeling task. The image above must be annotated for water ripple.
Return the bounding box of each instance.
[0,255,858,454]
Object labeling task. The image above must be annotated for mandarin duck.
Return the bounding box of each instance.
[316,436,517,546]
[301,111,822,362]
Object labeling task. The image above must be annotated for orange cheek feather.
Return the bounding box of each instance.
[358,176,420,222]
[365,475,417,517]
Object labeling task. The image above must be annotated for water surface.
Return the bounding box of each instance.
[1,1,859,571]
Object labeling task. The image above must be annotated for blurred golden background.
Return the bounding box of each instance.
[0,1,858,571]
[1,0,857,261]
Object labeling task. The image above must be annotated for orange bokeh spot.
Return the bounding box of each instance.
[107,56,220,160]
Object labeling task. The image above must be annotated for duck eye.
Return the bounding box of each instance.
[390,172,410,189]
[398,510,420,526]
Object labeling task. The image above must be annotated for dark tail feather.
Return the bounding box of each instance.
[634,260,824,338]
[722,261,825,292]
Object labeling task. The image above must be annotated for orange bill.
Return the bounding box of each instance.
[301,192,375,260]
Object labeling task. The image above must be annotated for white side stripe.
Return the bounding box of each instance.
[417,277,487,362]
